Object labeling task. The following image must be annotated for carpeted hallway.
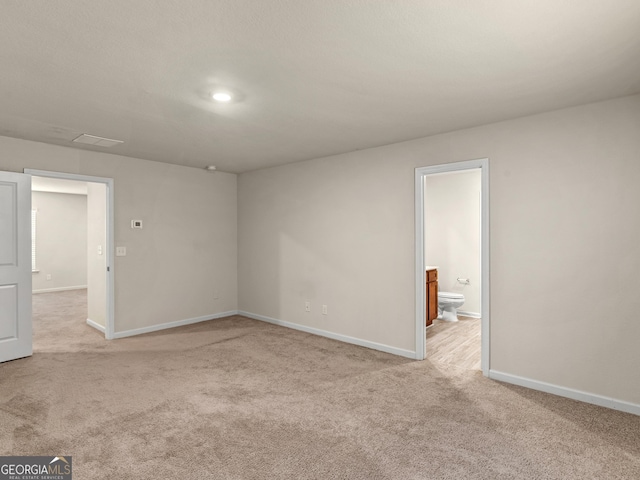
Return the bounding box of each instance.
[1,290,639,479]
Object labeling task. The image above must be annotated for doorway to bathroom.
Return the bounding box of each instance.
[414,159,490,375]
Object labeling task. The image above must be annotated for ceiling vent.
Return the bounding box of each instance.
[72,133,124,148]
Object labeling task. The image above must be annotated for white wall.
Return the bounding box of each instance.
[87,182,106,327]
[0,137,238,333]
[31,191,87,293]
[425,170,481,315]
[238,94,640,406]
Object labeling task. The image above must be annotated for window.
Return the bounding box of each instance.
[31,209,37,272]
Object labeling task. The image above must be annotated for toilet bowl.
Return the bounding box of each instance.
[437,292,465,322]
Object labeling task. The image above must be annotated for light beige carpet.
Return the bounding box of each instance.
[1,290,639,479]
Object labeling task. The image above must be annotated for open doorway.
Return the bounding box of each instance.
[25,169,114,341]
[414,159,489,375]
[424,169,481,370]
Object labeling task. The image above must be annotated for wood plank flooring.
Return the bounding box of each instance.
[426,316,481,371]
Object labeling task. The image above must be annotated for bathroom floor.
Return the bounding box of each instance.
[426,316,481,371]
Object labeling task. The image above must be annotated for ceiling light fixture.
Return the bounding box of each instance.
[212,92,232,102]
[205,165,217,171]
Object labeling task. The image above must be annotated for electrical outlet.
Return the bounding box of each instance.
[322,305,328,315]
[46,274,52,281]
[116,246,127,256]
[305,301,311,312]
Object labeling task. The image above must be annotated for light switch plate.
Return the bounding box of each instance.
[116,246,127,256]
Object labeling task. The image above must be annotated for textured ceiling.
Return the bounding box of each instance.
[1,1,640,173]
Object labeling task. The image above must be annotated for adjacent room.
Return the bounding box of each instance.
[1,1,639,478]
[29,176,110,344]
[424,168,482,372]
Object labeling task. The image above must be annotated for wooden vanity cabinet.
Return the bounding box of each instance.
[426,268,438,327]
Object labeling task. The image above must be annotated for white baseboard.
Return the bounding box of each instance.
[489,370,640,416]
[457,310,481,318]
[33,285,87,294]
[86,318,105,333]
[238,310,417,359]
[113,310,239,339]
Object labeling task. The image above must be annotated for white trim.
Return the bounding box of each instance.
[25,169,114,185]
[415,169,426,359]
[239,311,417,359]
[457,310,481,319]
[480,160,490,375]
[24,169,115,340]
[86,318,106,333]
[112,311,239,339]
[33,285,87,294]
[31,209,37,271]
[415,158,490,376]
[489,370,640,417]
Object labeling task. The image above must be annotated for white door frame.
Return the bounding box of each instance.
[415,158,490,375]
[24,169,115,340]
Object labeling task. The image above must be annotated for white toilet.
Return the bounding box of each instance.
[437,292,465,322]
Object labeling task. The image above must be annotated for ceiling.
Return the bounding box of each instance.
[32,176,88,195]
[1,1,639,174]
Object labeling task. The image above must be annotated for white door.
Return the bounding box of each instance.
[0,171,32,363]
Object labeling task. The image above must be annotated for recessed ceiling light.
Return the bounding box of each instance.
[212,92,232,102]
